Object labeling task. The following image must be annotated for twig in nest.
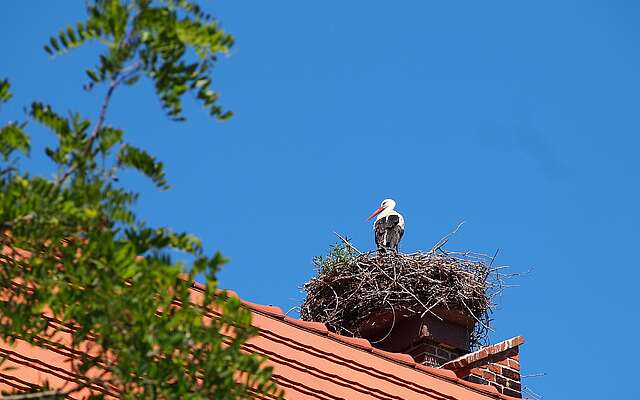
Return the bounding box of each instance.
[285,305,300,316]
[430,221,465,254]
[372,262,442,321]
[461,298,494,332]
[420,298,444,319]
[333,232,363,255]
[521,372,546,378]
[522,385,544,400]
[490,248,500,267]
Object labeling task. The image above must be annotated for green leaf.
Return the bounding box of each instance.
[86,68,100,82]
[30,102,70,136]
[48,36,60,52]
[0,78,12,103]
[66,26,78,44]
[58,30,69,49]
[117,144,168,189]
[98,126,123,154]
[44,22,100,57]
[0,123,30,160]
[123,75,140,86]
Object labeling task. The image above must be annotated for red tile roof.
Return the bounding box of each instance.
[0,280,520,399]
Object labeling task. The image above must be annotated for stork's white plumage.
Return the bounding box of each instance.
[367,198,404,251]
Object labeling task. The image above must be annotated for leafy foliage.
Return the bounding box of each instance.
[0,80,30,161]
[312,241,358,274]
[117,144,168,189]
[0,79,13,103]
[0,1,281,399]
[46,0,233,121]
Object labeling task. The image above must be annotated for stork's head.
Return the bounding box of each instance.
[367,198,396,221]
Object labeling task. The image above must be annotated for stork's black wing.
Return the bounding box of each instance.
[385,215,403,250]
[374,215,404,251]
[374,217,386,249]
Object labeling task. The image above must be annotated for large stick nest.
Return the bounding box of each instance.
[301,241,507,349]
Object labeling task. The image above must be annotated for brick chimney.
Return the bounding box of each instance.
[441,336,525,398]
[357,307,474,367]
[357,309,525,398]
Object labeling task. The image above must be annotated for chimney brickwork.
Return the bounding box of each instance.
[406,339,464,367]
[441,336,524,398]
[358,311,473,368]
[358,308,525,397]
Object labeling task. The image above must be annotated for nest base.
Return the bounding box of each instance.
[302,246,500,349]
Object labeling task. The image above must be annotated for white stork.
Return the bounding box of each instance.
[367,198,404,252]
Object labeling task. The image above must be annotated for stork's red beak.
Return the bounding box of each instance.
[367,207,384,221]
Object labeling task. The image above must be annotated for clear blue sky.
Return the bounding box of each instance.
[3,1,639,398]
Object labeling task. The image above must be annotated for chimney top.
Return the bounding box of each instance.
[442,336,525,398]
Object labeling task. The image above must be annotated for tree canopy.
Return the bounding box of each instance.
[0,1,280,398]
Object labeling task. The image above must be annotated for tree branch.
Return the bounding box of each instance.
[57,76,119,185]
[56,11,140,186]
[0,390,62,400]
[1,380,96,399]
[333,232,363,255]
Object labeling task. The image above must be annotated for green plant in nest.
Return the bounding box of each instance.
[312,241,358,274]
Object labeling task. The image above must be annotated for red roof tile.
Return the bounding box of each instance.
[371,347,416,366]
[240,299,286,318]
[328,332,372,351]
[0,280,520,399]
[284,316,329,335]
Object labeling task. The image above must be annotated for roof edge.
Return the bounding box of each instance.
[440,336,525,370]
